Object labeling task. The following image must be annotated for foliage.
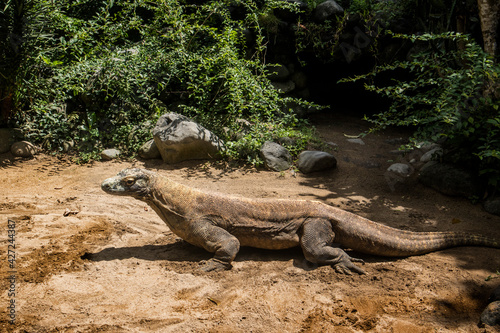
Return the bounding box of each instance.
[224,114,321,166]
[340,32,500,187]
[6,0,319,163]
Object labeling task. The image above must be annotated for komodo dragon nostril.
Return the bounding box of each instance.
[101,181,112,192]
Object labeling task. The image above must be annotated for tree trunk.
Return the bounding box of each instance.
[477,0,500,58]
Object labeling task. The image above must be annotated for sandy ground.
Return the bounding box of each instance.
[1,113,499,333]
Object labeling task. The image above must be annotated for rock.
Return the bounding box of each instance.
[101,149,121,161]
[385,163,414,191]
[271,80,296,93]
[260,141,292,171]
[267,64,290,81]
[297,151,337,173]
[484,196,500,216]
[420,147,443,163]
[153,112,225,164]
[347,138,365,145]
[480,301,500,327]
[138,139,161,160]
[11,141,39,158]
[62,140,75,153]
[387,163,413,175]
[0,128,14,153]
[313,0,344,23]
[418,162,482,197]
[419,142,440,152]
[326,141,338,149]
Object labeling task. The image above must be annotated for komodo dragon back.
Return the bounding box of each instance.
[102,168,500,275]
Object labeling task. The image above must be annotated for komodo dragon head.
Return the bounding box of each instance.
[101,168,154,198]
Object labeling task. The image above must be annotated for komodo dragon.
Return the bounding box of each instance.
[101,168,500,274]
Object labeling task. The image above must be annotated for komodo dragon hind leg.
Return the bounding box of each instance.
[300,218,366,275]
[188,219,240,272]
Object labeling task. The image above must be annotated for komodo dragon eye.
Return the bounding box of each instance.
[123,177,136,186]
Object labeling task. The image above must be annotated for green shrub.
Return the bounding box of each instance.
[8,0,319,163]
[340,32,500,188]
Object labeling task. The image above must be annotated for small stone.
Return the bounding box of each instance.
[298,151,337,174]
[385,163,414,192]
[418,142,440,152]
[347,138,365,145]
[101,149,121,161]
[420,147,443,162]
[387,163,412,175]
[62,140,75,152]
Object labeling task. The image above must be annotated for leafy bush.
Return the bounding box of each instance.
[8,0,319,163]
[340,32,500,188]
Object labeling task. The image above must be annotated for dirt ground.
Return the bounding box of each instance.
[1,113,500,333]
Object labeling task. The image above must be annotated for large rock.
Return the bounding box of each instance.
[480,301,500,327]
[313,0,344,23]
[260,141,292,171]
[267,64,290,81]
[418,162,482,197]
[153,113,225,164]
[297,151,337,173]
[11,141,39,158]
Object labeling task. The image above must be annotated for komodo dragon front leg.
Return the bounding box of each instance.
[301,218,366,275]
[186,218,241,272]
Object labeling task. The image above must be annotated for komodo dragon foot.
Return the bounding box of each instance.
[301,218,367,275]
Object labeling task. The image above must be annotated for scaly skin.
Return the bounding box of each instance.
[101,168,500,274]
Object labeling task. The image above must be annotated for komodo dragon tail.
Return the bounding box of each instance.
[336,220,500,257]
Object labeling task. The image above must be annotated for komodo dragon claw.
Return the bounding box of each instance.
[332,257,367,275]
